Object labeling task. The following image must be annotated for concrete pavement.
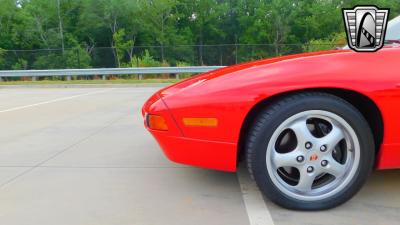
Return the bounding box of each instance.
[0,87,399,225]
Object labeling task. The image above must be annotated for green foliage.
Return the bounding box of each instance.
[129,50,169,68]
[113,28,134,67]
[65,48,92,68]
[304,33,347,52]
[0,48,5,69]
[125,50,170,78]
[0,0,398,70]
[12,59,28,70]
[32,47,91,69]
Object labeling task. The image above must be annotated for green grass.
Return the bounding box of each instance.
[0,79,180,85]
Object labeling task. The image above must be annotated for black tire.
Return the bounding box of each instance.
[246,92,375,210]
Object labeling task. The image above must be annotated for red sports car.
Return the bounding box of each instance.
[143,17,400,210]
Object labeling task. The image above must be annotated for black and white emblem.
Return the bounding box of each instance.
[343,6,389,52]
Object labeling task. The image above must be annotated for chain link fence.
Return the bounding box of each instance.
[0,44,341,81]
[0,44,342,69]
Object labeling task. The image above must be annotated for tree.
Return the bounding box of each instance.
[113,28,134,67]
[56,0,65,53]
[141,0,179,62]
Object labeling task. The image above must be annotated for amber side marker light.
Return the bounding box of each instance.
[147,114,168,131]
[182,118,218,127]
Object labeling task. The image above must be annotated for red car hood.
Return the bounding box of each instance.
[158,50,347,98]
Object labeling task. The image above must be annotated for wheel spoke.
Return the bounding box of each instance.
[320,125,345,151]
[272,150,302,168]
[324,158,346,178]
[289,120,315,145]
[295,169,316,192]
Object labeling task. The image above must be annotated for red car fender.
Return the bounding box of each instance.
[161,48,400,170]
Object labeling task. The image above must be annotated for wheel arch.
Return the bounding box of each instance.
[237,88,384,163]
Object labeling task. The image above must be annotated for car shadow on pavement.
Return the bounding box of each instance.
[265,170,400,225]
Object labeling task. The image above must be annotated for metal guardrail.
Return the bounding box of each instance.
[0,66,226,80]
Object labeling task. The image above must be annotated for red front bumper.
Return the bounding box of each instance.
[142,93,237,172]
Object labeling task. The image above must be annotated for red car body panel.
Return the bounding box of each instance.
[143,47,400,172]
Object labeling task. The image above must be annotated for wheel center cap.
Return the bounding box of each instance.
[310,154,318,161]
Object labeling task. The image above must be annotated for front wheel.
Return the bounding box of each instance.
[246,93,375,210]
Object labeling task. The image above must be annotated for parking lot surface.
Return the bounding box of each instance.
[0,86,399,225]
